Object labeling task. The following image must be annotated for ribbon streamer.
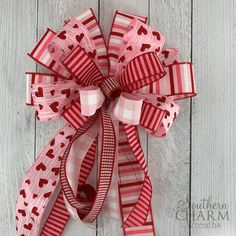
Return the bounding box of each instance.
[16,8,196,236]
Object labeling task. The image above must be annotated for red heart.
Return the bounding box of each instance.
[157,96,166,103]
[25,179,30,184]
[18,209,26,217]
[32,207,39,216]
[57,31,66,40]
[88,49,96,59]
[44,191,52,198]
[33,194,38,199]
[76,33,84,43]
[50,90,55,96]
[155,47,161,52]
[162,50,170,58]
[137,25,147,35]
[52,181,57,186]
[66,135,73,141]
[36,162,46,171]
[73,24,78,28]
[127,45,133,51]
[23,223,32,230]
[24,202,28,206]
[61,89,71,98]
[68,44,74,50]
[50,138,55,146]
[60,143,65,148]
[119,55,125,63]
[46,149,54,159]
[35,87,43,97]
[140,43,151,52]
[49,102,59,113]
[58,156,63,161]
[39,104,43,110]
[152,31,161,40]
[38,178,48,188]
[59,131,64,135]
[51,167,59,176]
[164,110,170,119]
[20,189,26,198]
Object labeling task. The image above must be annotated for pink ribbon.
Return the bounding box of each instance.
[16,8,196,236]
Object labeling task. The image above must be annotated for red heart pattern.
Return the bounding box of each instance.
[57,31,66,40]
[35,87,43,97]
[46,149,54,159]
[76,33,84,43]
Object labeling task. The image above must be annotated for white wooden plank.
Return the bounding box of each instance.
[192,1,236,235]
[149,1,192,235]
[98,1,149,235]
[0,0,37,235]
[36,1,99,235]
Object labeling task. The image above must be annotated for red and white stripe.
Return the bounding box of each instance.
[108,11,147,76]
[25,72,61,105]
[138,62,196,100]
[118,125,155,236]
[28,29,73,80]
[119,52,166,92]
[76,8,108,76]
[62,46,104,86]
[41,190,70,236]
[140,101,165,133]
[62,99,88,130]
[78,137,97,185]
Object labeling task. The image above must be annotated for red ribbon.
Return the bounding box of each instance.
[17,9,196,236]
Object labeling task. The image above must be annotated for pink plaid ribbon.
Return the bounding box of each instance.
[16,8,196,236]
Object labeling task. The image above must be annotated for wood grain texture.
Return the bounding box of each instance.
[0,0,37,235]
[149,1,192,236]
[1,0,236,235]
[192,0,236,235]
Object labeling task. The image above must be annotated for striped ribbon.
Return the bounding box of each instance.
[16,8,196,236]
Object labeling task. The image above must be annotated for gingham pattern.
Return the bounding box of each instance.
[79,86,105,116]
[100,76,122,100]
[114,93,143,125]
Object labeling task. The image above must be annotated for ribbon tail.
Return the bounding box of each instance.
[41,189,70,236]
[16,124,76,235]
[118,124,156,236]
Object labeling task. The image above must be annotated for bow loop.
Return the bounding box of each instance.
[119,52,166,92]
[27,73,80,121]
[115,18,165,78]
[48,18,97,64]
[139,94,180,137]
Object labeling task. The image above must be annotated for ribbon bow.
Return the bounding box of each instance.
[17,9,196,236]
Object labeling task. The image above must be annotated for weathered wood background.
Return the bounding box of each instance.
[0,0,235,235]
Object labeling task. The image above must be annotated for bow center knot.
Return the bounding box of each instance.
[100,77,122,100]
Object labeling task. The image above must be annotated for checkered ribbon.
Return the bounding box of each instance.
[16,8,196,236]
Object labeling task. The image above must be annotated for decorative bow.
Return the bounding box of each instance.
[16,9,196,236]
